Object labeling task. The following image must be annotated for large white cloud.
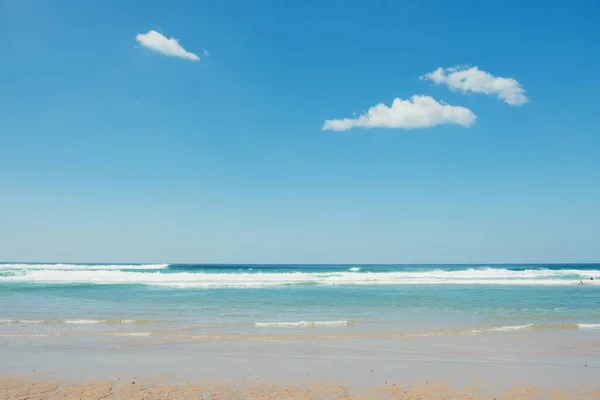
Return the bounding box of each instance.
[321,95,476,131]
[136,30,199,61]
[422,66,527,106]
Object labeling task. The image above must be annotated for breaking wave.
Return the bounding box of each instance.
[0,264,598,288]
[0,263,168,271]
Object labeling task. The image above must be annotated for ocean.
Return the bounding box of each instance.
[1,263,599,340]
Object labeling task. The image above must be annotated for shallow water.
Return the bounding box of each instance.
[1,263,599,339]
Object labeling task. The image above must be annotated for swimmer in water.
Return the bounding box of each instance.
[579,280,585,285]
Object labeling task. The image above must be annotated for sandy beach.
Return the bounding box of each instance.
[2,329,599,399]
[2,264,599,399]
[2,376,600,399]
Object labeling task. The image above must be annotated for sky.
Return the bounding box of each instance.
[1,0,599,264]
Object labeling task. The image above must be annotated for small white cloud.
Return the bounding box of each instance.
[422,66,527,106]
[204,49,210,57]
[136,30,199,61]
[322,95,476,131]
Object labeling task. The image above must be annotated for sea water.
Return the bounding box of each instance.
[1,263,599,340]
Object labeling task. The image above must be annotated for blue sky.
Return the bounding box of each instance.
[1,0,599,263]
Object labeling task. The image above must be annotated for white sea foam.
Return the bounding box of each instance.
[253,320,349,328]
[0,267,597,287]
[577,323,600,330]
[470,323,600,333]
[348,267,361,272]
[110,332,152,337]
[470,324,532,334]
[0,319,46,324]
[0,263,168,271]
[64,319,101,324]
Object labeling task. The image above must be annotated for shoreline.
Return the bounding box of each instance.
[2,331,599,399]
[3,264,599,398]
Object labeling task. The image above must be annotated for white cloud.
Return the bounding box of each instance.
[136,30,199,61]
[422,66,527,106]
[322,95,476,131]
[204,49,210,57]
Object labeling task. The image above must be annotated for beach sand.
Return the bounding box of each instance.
[2,330,599,399]
[1,376,599,399]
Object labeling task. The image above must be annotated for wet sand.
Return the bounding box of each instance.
[1,330,599,399]
[2,376,599,399]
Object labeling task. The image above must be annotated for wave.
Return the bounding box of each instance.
[578,323,600,330]
[253,320,350,328]
[64,319,100,324]
[348,267,361,272]
[0,267,598,287]
[470,324,532,333]
[0,263,168,271]
[470,323,600,333]
[0,319,45,324]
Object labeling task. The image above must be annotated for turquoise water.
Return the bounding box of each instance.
[1,263,599,339]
